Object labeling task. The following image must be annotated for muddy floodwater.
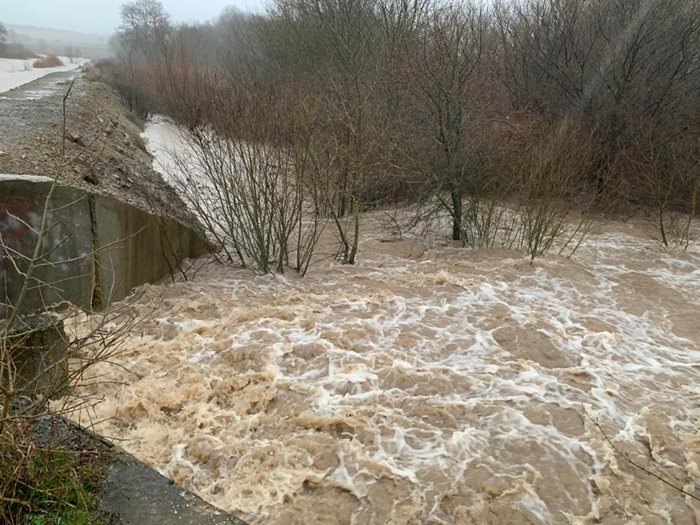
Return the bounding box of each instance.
[62,211,700,525]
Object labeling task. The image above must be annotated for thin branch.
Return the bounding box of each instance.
[584,408,700,503]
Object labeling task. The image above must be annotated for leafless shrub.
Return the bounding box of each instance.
[33,54,64,68]
[624,136,700,251]
[304,134,363,265]
[513,124,596,259]
[403,120,595,259]
[160,84,327,275]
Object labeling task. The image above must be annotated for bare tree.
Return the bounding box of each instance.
[116,0,172,61]
[411,1,487,241]
[259,0,391,264]
[104,0,174,118]
[161,81,327,275]
[494,0,700,200]
[102,0,700,255]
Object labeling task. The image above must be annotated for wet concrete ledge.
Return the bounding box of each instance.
[31,409,247,525]
[0,175,210,318]
[102,452,247,525]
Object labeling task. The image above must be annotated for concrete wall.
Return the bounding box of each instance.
[5,313,68,398]
[0,175,209,317]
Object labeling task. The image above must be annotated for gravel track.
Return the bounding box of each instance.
[0,68,195,227]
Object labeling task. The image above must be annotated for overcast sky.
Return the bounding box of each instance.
[2,0,265,35]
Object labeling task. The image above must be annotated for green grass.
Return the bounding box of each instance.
[23,451,104,525]
[1,431,113,525]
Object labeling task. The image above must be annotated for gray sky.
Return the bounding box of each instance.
[2,0,265,35]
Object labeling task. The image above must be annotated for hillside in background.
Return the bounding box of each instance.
[6,24,113,59]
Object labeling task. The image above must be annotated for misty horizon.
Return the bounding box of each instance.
[1,0,265,35]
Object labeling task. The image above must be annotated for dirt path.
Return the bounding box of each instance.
[0,69,194,227]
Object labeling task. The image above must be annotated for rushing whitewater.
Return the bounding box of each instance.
[61,120,700,524]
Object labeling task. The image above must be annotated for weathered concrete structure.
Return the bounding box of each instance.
[0,174,209,318]
[4,313,68,398]
[1,72,243,524]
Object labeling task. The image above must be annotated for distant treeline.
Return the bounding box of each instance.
[99,0,700,247]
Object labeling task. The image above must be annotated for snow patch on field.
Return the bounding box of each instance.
[0,57,89,95]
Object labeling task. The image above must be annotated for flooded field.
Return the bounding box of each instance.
[63,211,700,524]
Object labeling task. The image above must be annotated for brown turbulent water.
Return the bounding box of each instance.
[58,119,700,523]
[61,207,700,524]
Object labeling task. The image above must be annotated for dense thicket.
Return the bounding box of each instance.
[101,0,700,253]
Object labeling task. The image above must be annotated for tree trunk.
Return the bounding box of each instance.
[451,185,462,241]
